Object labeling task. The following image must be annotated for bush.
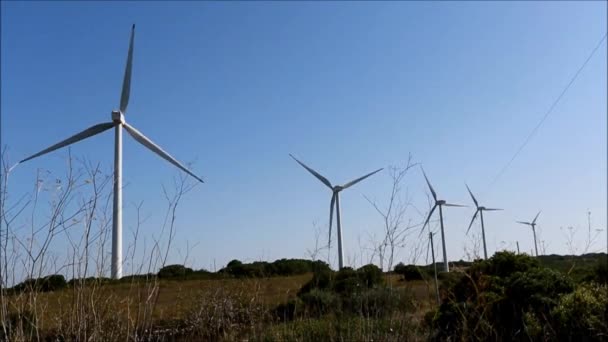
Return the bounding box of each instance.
[299,289,340,317]
[12,274,67,293]
[158,264,193,279]
[344,287,413,318]
[431,251,576,340]
[220,258,330,278]
[292,263,411,320]
[552,283,608,339]
[394,263,426,281]
[357,264,383,288]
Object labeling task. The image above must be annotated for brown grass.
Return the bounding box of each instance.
[5,273,435,335]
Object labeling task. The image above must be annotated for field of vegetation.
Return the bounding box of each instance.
[1,253,606,341]
[0,156,605,341]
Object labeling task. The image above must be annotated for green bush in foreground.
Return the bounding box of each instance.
[290,264,412,320]
[430,251,608,341]
[552,283,608,339]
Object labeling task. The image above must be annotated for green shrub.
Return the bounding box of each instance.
[299,289,340,317]
[12,274,67,293]
[394,263,426,281]
[431,251,576,340]
[552,283,608,339]
[344,287,413,318]
[158,264,193,279]
[357,264,383,288]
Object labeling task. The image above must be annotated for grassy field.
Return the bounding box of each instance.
[4,273,435,339]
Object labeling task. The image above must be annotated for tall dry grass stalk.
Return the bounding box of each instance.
[0,149,198,340]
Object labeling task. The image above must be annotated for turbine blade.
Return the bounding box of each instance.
[532,211,541,225]
[329,193,336,249]
[289,154,333,189]
[19,122,115,164]
[466,210,479,235]
[484,208,503,211]
[341,168,383,189]
[420,204,437,236]
[123,123,204,183]
[444,203,467,207]
[421,167,437,202]
[120,24,135,114]
[516,221,531,226]
[465,184,478,207]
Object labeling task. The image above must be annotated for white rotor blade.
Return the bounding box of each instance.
[421,167,437,202]
[123,123,204,183]
[420,204,437,236]
[484,208,503,211]
[466,209,479,235]
[516,221,531,226]
[465,184,478,208]
[341,168,383,189]
[444,203,467,207]
[19,122,115,164]
[289,154,333,189]
[329,193,336,249]
[532,211,541,225]
[120,25,135,114]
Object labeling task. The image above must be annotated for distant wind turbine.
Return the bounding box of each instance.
[14,26,204,279]
[465,184,503,260]
[516,211,541,257]
[427,231,440,305]
[289,154,383,269]
[420,167,466,272]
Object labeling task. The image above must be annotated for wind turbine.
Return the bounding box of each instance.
[420,168,465,272]
[289,154,382,270]
[465,184,503,260]
[426,231,440,305]
[14,26,204,279]
[516,211,541,257]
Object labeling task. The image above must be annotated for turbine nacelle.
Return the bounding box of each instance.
[111,111,125,124]
[436,199,446,205]
[333,186,344,192]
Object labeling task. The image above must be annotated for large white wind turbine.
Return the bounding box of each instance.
[465,184,503,260]
[14,25,204,279]
[289,154,382,270]
[420,168,465,272]
[516,211,541,257]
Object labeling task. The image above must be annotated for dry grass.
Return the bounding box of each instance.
[6,274,310,330]
[6,273,435,331]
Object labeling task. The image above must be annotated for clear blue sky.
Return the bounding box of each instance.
[2,2,606,273]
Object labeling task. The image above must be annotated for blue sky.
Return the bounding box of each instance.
[1,2,606,273]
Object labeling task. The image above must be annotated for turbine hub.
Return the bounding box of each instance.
[479,206,485,211]
[112,110,125,124]
[333,186,343,192]
[437,200,446,205]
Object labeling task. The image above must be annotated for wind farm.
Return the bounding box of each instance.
[1,3,606,341]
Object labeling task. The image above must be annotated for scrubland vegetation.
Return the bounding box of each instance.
[0,252,606,341]
[1,154,606,341]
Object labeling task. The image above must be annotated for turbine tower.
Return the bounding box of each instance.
[290,154,382,269]
[465,184,503,260]
[14,26,204,279]
[420,167,465,272]
[427,231,440,305]
[516,211,541,257]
